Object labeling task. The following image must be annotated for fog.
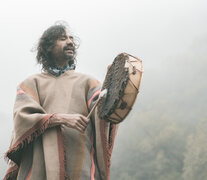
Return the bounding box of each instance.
[0,0,206,179]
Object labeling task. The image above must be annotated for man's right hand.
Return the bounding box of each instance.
[49,113,90,133]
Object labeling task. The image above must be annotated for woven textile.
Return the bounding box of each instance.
[4,70,118,180]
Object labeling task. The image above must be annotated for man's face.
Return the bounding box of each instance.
[51,30,75,65]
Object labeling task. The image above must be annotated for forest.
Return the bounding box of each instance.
[0,38,206,180]
[110,38,207,180]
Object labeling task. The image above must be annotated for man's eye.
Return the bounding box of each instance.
[69,36,74,40]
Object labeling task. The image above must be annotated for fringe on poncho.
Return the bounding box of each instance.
[4,70,118,180]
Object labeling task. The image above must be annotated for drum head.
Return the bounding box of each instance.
[98,53,130,121]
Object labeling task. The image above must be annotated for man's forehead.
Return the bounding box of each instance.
[61,30,71,37]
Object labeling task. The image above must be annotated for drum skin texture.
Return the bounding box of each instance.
[97,52,143,124]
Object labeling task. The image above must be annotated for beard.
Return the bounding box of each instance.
[63,50,75,65]
[63,44,75,62]
[51,43,76,67]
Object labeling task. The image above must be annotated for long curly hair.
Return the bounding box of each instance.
[36,23,79,71]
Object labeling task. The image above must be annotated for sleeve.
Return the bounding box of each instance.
[86,77,118,179]
[87,78,101,111]
[4,78,54,180]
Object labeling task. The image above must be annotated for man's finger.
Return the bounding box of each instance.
[77,122,86,131]
[80,115,89,124]
[78,117,88,126]
[76,126,85,133]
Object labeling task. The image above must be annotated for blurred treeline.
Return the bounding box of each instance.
[0,38,206,179]
[111,38,207,180]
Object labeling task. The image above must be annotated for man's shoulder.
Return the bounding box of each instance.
[72,71,101,89]
[20,73,45,86]
[73,71,98,81]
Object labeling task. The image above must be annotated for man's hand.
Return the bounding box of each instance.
[50,113,90,133]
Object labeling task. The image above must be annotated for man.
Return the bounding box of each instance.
[4,23,117,180]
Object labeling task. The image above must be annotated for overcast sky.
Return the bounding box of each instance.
[0,0,206,177]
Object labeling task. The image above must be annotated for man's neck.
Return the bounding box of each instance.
[48,63,75,77]
[55,61,68,68]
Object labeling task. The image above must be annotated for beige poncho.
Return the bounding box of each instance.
[4,70,117,180]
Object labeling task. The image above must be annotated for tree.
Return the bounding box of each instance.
[182,119,207,180]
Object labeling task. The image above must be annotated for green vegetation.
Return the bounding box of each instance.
[111,39,207,180]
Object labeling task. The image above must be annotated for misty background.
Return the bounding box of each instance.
[0,0,206,179]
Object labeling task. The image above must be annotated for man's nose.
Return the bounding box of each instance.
[66,37,73,44]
